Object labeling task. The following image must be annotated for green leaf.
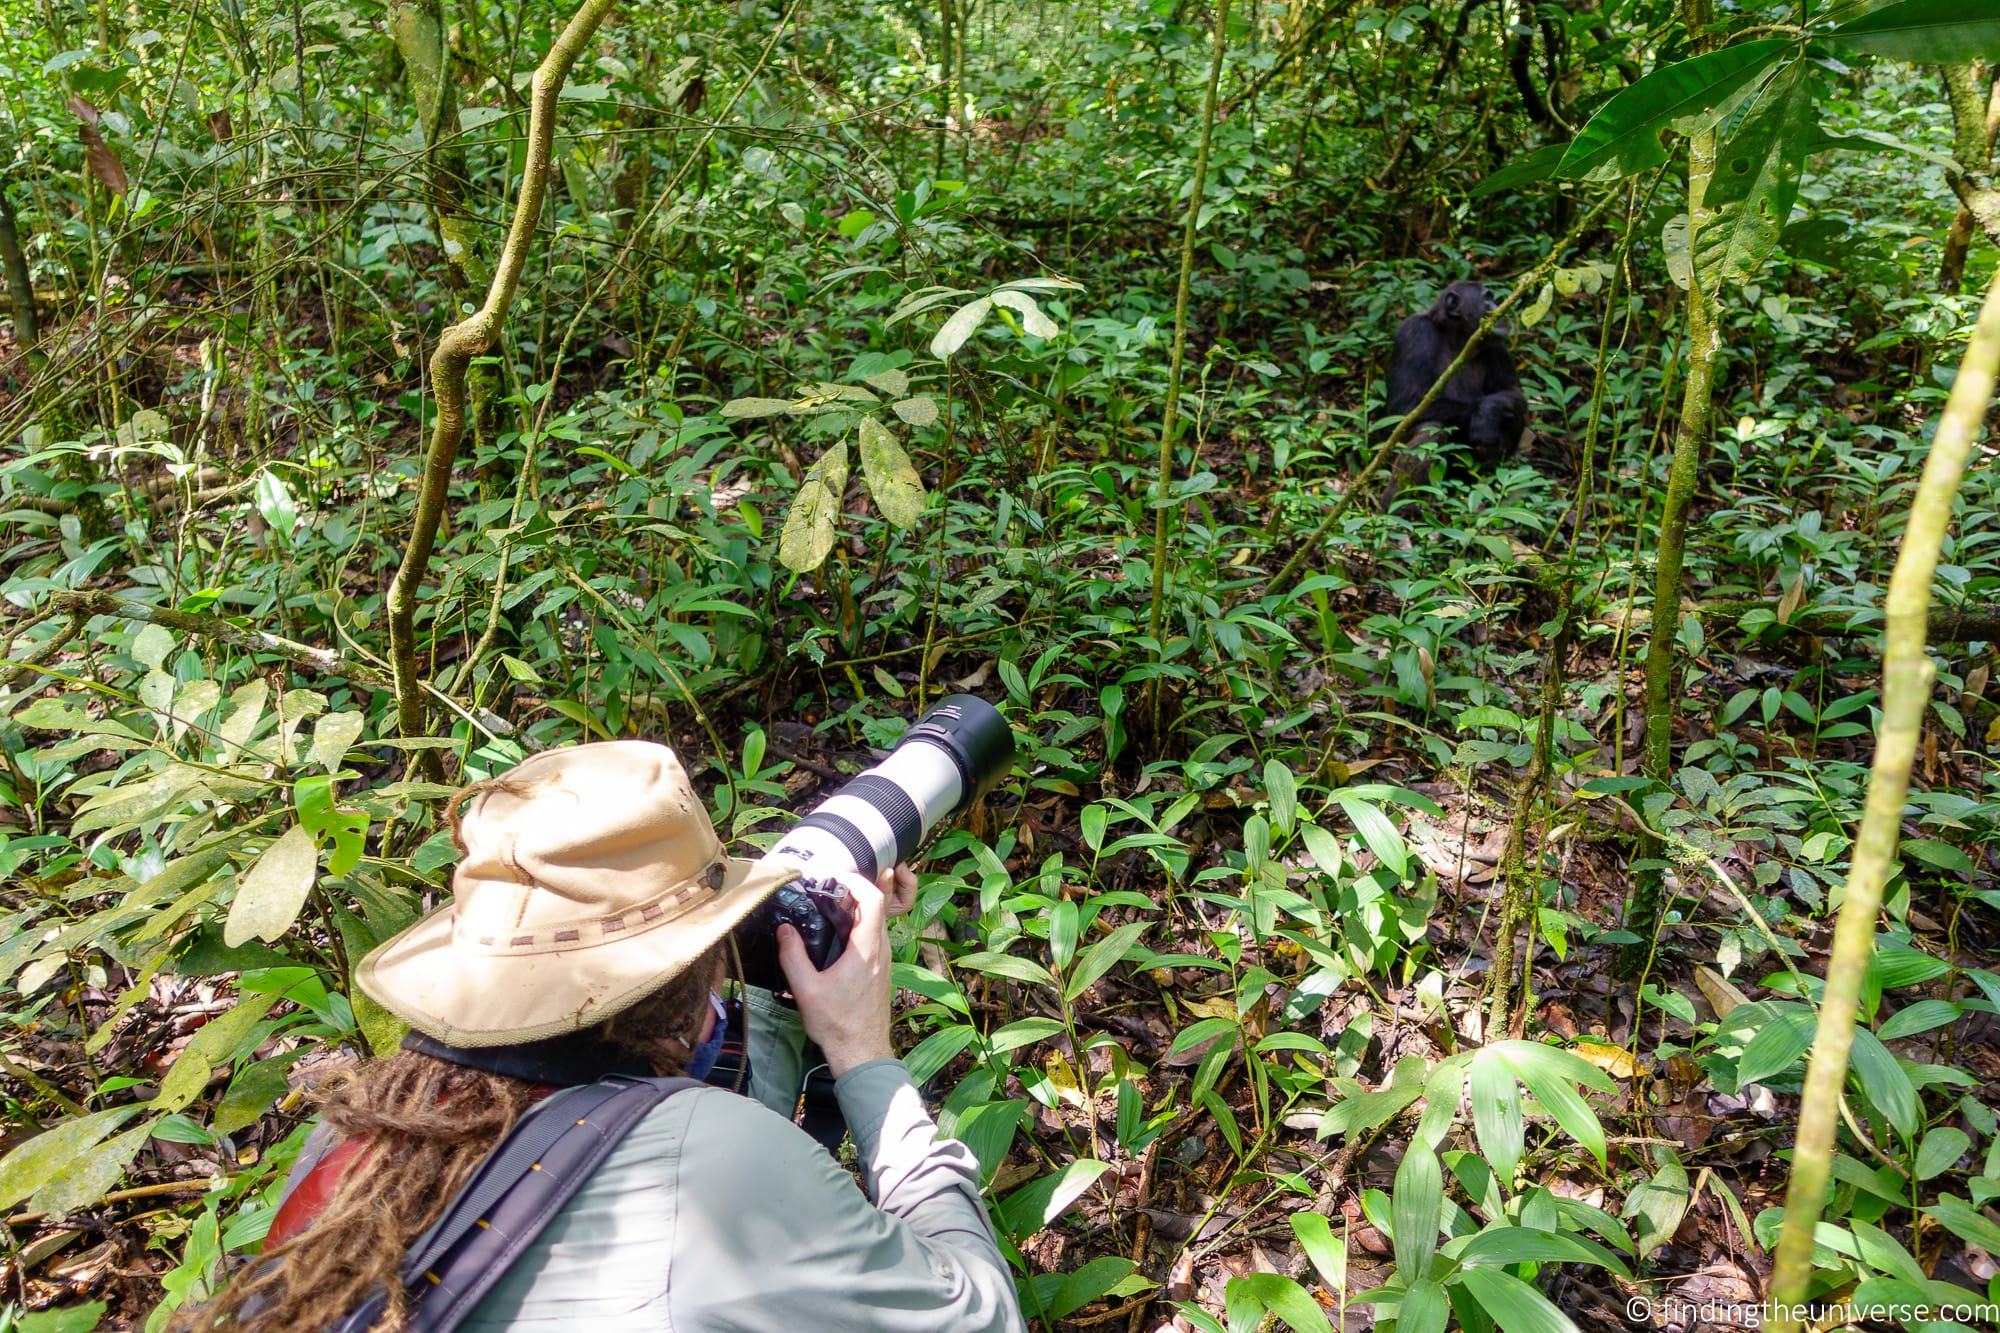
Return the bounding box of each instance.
[1289,1213,1346,1294]
[1556,40,1793,180]
[1876,999,1962,1041]
[1915,1127,1971,1182]
[778,441,848,573]
[0,1107,141,1211]
[223,824,321,947]
[997,1158,1112,1240]
[858,416,926,528]
[1694,61,1815,290]
[15,1300,108,1332]
[1827,0,2000,63]
[1455,1267,1582,1333]
[720,396,797,418]
[1333,794,1407,879]
[1264,760,1298,836]
[1453,1225,1633,1279]
[1925,1195,2000,1253]
[312,710,365,772]
[931,296,994,359]
[1392,1145,1443,1279]
[1849,1029,1919,1139]
[902,1024,979,1084]
[1063,920,1150,1001]
[956,950,1056,989]
[1223,1274,1333,1333]
[28,1119,153,1217]
[1496,1041,1611,1167]
[1735,1003,1815,1085]
[989,1016,1066,1054]
[156,994,279,1114]
[1470,141,1567,197]
[1468,1046,1525,1186]
[990,289,1058,339]
[1397,1278,1449,1333]
[214,1056,298,1137]
[891,395,938,427]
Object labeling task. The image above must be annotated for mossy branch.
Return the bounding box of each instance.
[1766,265,2000,1333]
[384,0,618,770]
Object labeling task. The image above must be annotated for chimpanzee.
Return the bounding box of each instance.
[1384,280,1526,468]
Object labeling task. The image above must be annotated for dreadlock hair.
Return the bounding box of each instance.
[181,934,730,1333]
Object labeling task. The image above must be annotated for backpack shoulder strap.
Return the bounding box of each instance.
[379,1074,703,1333]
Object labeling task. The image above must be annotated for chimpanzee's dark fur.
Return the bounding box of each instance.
[1384,280,1526,466]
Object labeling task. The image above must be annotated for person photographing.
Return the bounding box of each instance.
[185,738,1025,1332]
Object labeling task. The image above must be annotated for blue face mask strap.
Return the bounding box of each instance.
[683,992,728,1081]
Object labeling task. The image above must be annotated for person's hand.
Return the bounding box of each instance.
[880,863,918,916]
[779,871,895,1077]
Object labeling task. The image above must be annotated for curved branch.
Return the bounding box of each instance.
[384,0,618,769]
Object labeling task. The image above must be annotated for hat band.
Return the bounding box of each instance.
[457,857,730,957]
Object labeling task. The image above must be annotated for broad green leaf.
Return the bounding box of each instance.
[1848,1029,1919,1138]
[1925,1195,2000,1253]
[1289,1213,1346,1293]
[902,1024,979,1084]
[132,623,175,669]
[254,470,297,544]
[1557,40,1792,180]
[1827,0,2000,62]
[1397,1278,1449,1333]
[313,710,366,773]
[778,441,848,573]
[891,395,938,427]
[214,1056,299,1137]
[1452,1225,1633,1279]
[956,950,1056,989]
[720,397,796,418]
[1392,1145,1443,1279]
[862,367,909,396]
[1498,1041,1611,1167]
[223,824,321,947]
[1470,141,1566,197]
[997,1158,1111,1240]
[1223,1274,1333,1333]
[219,677,269,755]
[1044,1256,1144,1320]
[1455,1267,1582,1333]
[858,416,926,528]
[931,296,993,359]
[1333,795,1407,879]
[1876,998,1961,1040]
[1263,760,1298,835]
[1064,920,1150,1001]
[29,1119,153,1217]
[1694,61,1815,290]
[156,993,279,1113]
[990,289,1058,338]
[0,1107,141,1211]
[1468,1046,1525,1186]
[1735,1003,1815,1085]
[988,1016,1066,1054]
[1915,1127,1970,1182]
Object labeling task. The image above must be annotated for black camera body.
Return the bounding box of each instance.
[733,877,854,994]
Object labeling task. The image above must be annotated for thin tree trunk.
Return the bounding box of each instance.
[0,187,38,358]
[1937,63,1999,291]
[1146,0,1232,725]
[1767,265,2000,1333]
[390,0,481,295]
[386,0,619,773]
[1622,0,1721,973]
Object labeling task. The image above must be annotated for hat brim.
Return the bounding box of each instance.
[355,857,798,1048]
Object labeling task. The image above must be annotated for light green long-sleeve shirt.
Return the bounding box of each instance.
[461,1055,1025,1332]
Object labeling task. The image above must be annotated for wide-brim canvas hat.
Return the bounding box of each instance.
[357,740,796,1048]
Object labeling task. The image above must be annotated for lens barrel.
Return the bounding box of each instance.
[761,694,1013,881]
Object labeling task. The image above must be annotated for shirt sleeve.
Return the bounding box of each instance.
[670,1072,1025,1333]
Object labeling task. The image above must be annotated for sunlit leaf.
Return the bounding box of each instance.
[778,441,848,572]
[858,416,926,528]
[223,824,320,947]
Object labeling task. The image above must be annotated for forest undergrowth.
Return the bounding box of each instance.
[3,0,2000,1330]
